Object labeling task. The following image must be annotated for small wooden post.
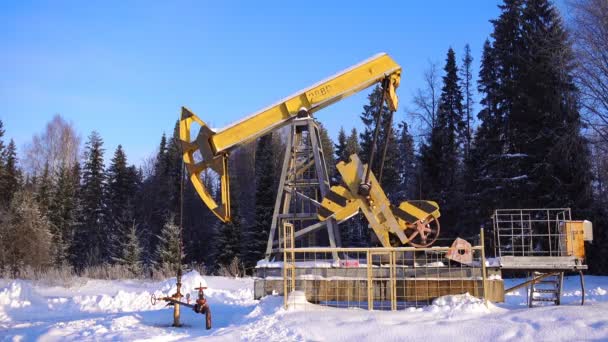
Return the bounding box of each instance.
[480,228,488,306]
[367,250,373,310]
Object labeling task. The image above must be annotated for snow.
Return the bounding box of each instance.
[2,272,608,341]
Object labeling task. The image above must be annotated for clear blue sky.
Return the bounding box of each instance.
[0,0,569,166]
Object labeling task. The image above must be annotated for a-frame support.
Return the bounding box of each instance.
[265,116,341,260]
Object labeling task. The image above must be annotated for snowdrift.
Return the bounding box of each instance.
[1,272,608,341]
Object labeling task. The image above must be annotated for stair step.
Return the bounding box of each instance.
[535,280,558,284]
[534,289,559,293]
[532,297,558,302]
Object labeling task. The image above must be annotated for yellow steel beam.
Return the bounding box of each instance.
[207,53,400,154]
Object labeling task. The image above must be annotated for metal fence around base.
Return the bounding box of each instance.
[281,226,487,311]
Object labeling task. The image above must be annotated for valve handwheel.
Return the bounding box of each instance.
[404,216,440,247]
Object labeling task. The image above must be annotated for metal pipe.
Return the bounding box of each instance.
[378,109,394,184]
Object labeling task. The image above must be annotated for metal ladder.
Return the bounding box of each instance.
[528,272,564,307]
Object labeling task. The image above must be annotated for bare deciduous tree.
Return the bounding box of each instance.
[24,114,81,177]
[407,61,441,138]
[569,0,608,144]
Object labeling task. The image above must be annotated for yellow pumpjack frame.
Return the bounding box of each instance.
[180,53,401,222]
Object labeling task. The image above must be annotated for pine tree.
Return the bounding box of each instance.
[72,131,107,268]
[155,215,183,270]
[242,134,276,269]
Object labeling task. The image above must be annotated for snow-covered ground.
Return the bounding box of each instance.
[2,271,608,341]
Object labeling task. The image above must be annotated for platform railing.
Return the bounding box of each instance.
[492,208,573,258]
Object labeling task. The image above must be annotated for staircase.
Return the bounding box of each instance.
[529,272,563,307]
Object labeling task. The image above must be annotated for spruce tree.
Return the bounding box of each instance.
[106,145,138,261]
[397,121,416,200]
[213,177,242,268]
[460,44,474,158]
[360,86,385,167]
[0,120,5,160]
[359,86,401,197]
[518,0,592,211]
[155,215,183,270]
[72,131,107,268]
[243,134,276,269]
[338,128,368,247]
[36,162,61,264]
[36,163,52,214]
[377,122,401,198]
[335,127,360,188]
[419,48,465,236]
[147,125,183,257]
[0,121,5,209]
[470,0,593,240]
[316,121,337,180]
[165,122,183,217]
[115,222,143,275]
[335,127,348,163]
[467,40,503,227]
[151,133,169,237]
[49,164,79,265]
[345,128,361,158]
[0,140,20,208]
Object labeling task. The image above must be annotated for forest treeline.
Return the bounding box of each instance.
[1,0,607,276]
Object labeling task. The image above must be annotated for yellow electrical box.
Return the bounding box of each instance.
[564,220,592,259]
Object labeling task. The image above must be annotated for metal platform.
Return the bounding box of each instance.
[491,208,588,306]
[497,256,587,271]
